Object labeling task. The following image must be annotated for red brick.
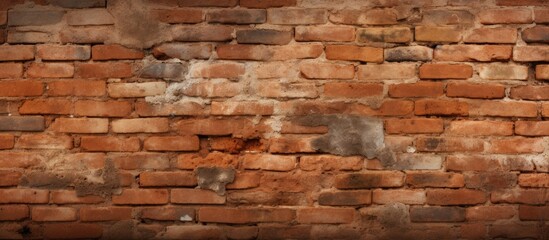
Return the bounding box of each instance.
[497,0,548,5]
[19,99,71,115]
[0,45,34,61]
[81,136,140,152]
[191,62,245,79]
[419,63,472,79]
[335,171,405,189]
[257,82,318,99]
[50,118,108,133]
[151,8,203,24]
[537,65,549,80]
[112,153,169,170]
[48,80,106,97]
[523,25,549,43]
[0,152,43,168]
[295,26,355,42]
[423,9,474,25]
[406,172,464,188]
[280,121,328,134]
[318,190,371,206]
[242,154,296,171]
[175,118,264,137]
[75,100,132,117]
[300,62,354,79]
[207,9,266,24]
[535,9,549,23]
[357,27,412,43]
[51,190,104,204]
[323,83,383,98]
[163,226,223,239]
[330,9,397,25]
[297,208,354,224]
[172,25,234,42]
[519,205,549,220]
[416,137,484,152]
[469,100,538,117]
[513,46,549,62]
[240,0,296,8]
[447,155,534,172]
[211,101,274,116]
[489,224,539,239]
[519,173,549,187]
[446,82,505,99]
[15,134,72,150]
[492,189,546,204]
[388,82,443,98]
[258,226,311,239]
[144,136,199,152]
[178,0,237,7]
[447,120,513,136]
[75,62,133,78]
[111,118,169,133]
[0,189,49,203]
[466,206,515,221]
[0,170,21,186]
[36,44,90,60]
[176,152,239,169]
[91,44,144,60]
[325,45,383,63]
[373,189,426,205]
[80,207,132,221]
[217,44,323,61]
[139,171,196,187]
[385,118,443,134]
[224,226,259,240]
[31,207,76,222]
[490,138,544,154]
[171,189,225,204]
[27,63,74,78]
[107,80,165,97]
[112,189,169,205]
[415,26,462,43]
[427,189,486,205]
[43,223,103,239]
[268,8,327,25]
[141,206,195,221]
[226,172,261,190]
[0,81,42,97]
[268,136,316,153]
[410,206,465,222]
[236,29,292,45]
[479,8,533,24]
[182,82,241,98]
[198,207,294,223]
[464,27,517,43]
[153,43,212,60]
[300,155,362,171]
[515,121,549,136]
[0,205,28,221]
[434,45,512,62]
[358,63,416,80]
[0,63,23,78]
[415,99,468,116]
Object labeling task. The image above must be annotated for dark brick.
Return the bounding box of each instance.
[410,206,465,222]
[140,63,188,79]
[8,10,64,26]
[318,191,371,206]
[207,9,266,24]
[178,0,237,7]
[464,172,517,191]
[522,26,549,43]
[240,0,296,8]
[0,116,45,131]
[236,29,292,45]
[335,172,405,189]
[48,0,105,8]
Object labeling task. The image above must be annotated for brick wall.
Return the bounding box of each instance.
[0,0,549,239]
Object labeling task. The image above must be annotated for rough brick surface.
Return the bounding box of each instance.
[1,1,548,239]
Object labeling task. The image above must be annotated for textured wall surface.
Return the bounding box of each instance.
[0,0,549,239]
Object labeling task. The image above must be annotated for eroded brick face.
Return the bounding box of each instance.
[0,0,548,239]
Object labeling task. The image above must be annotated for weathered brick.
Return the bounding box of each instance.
[300,155,362,171]
[0,116,44,132]
[415,99,468,116]
[464,28,517,43]
[515,121,549,136]
[162,225,223,239]
[257,82,318,99]
[0,189,49,203]
[0,170,21,186]
[357,27,412,43]
[423,10,474,25]
[37,44,90,60]
[75,100,132,117]
[112,189,169,205]
[140,63,187,79]
[447,82,505,99]
[519,205,549,220]
[178,0,237,7]
[242,154,296,171]
[447,120,513,136]
[535,9,549,23]
[92,44,144,60]
[217,44,323,61]
[537,65,549,80]
[330,9,397,25]
[335,172,405,189]
[172,25,233,42]
[434,45,512,62]
[66,8,114,26]
[386,118,443,134]
[27,63,74,78]
[410,207,465,222]
[297,208,354,224]
[513,46,549,62]
[467,206,515,221]
[211,101,274,115]
[32,207,77,222]
[406,172,464,188]
[373,189,426,204]
[240,0,296,8]
[0,135,14,149]
[60,26,113,43]
[49,0,106,8]
[0,63,23,78]
[490,138,544,154]
[0,81,43,97]
[522,25,549,43]
[153,43,211,60]
[15,134,72,150]
[419,64,473,79]
[48,80,105,97]
[111,118,168,133]
[236,29,292,45]
[0,205,28,220]
[207,9,266,24]
[318,190,371,206]
[113,153,170,170]
[498,0,547,6]
[192,62,245,79]
[415,26,462,43]
[489,224,540,239]
[143,136,199,151]
[19,99,72,115]
[171,189,225,204]
[295,26,355,42]
[108,82,166,98]
[198,207,294,223]
[479,8,533,24]
[141,206,195,221]
[416,137,484,152]
[268,8,326,25]
[324,83,383,98]
[43,223,103,239]
[0,152,43,169]
[325,45,383,63]
[385,46,433,62]
[151,8,203,24]
[80,207,132,222]
[76,62,132,78]
[258,226,311,240]
[492,189,546,204]
[7,31,54,44]
[389,82,444,98]
[50,118,108,134]
[268,136,316,153]
[139,171,196,187]
[427,189,486,205]
[518,173,549,187]
[478,63,528,80]
[358,63,416,80]
[511,85,549,100]
[8,10,64,26]
[81,136,140,152]
[469,100,538,117]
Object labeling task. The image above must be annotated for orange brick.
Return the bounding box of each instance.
[469,100,538,117]
[80,207,132,222]
[446,82,505,99]
[479,8,533,24]
[325,45,383,63]
[297,208,354,224]
[198,207,294,224]
[300,155,362,171]
[406,172,464,188]
[435,45,512,62]
[415,26,462,43]
[324,83,383,98]
[419,64,473,79]
[211,101,274,116]
[464,27,518,43]
[466,206,515,221]
[27,63,74,78]
[75,100,132,117]
[241,154,296,171]
[489,138,544,154]
[15,134,72,150]
[151,8,204,24]
[415,99,468,116]
[50,118,108,133]
[447,120,513,136]
[143,136,200,151]
[0,81,43,97]
[31,207,77,222]
[427,189,486,205]
[47,80,106,97]
[416,137,484,152]
[0,189,49,204]
[519,173,549,187]
[515,121,549,136]
[0,170,21,186]
[386,118,443,134]
[373,189,426,205]
[171,189,225,204]
[318,190,371,206]
[389,82,444,98]
[191,62,245,79]
[111,118,169,133]
[0,205,28,221]
[19,99,72,115]
[300,62,355,79]
[139,171,196,187]
[0,63,23,78]
[295,26,355,42]
[81,136,140,152]
[51,190,104,204]
[112,189,169,205]
[92,44,144,60]
[36,44,90,60]
[268,8,326,25]
[0,45,34,61]
[75,62,133,78]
